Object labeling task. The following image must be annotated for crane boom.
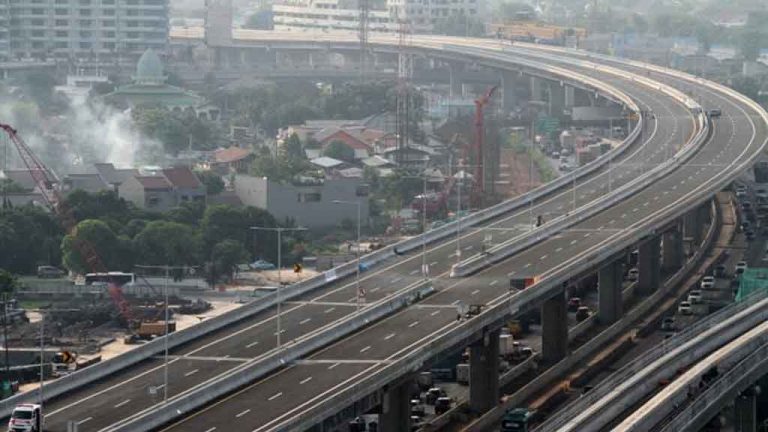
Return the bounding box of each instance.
[0,123,134,325]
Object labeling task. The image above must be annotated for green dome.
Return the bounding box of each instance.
[135,49,166,85]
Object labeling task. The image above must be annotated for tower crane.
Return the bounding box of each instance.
[0,123,133,326]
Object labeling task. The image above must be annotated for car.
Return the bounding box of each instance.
[567,297,582,312]
[8,403,43,432]
[688,290,703,304]
[36,266,64,279]
[741,221,751,232]
[714,264,727,278]
[701,276,715,289]
[575,306,591,322]
[661,317,676,331]
[249,259,276,271]
[741,201,753,211]
[736,189,748,199]
[435,397,452,415]
[746,230,756,241]
[735,261,748,275]
[708,108,722,118]
[627,268,639,281]
[678,301,693,315]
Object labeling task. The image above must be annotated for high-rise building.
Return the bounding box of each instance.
[0,0,168,61]
[272,0,397,33]
[387,0,481,33]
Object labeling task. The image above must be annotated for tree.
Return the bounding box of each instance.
[282,133,304,160]
[196,170,225,195]
[324,140,355,162]
[0,205,62,273]
[0,270,18,296]
[61,219,132,273]
[134,221,202,266]
[210,240,247,283]
[0,179,25,194]
[201,205,247,255]
[434,14,485,37]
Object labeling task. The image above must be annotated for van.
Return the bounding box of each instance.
[36,266,64,279]
[627,268,639,281]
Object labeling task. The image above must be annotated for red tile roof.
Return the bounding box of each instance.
[135,176,171,190]
[321,130,372,151]
[162,167,202,189]
[214,146,253,164]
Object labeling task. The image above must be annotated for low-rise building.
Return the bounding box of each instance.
[211,146,255,174]
[234,174,369,228]
[162,167,206,204]
[119,176,176,212]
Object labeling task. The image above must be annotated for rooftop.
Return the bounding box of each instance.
[162,166,203,189]
[135,176,172,190]
[213,146,254,164]
[310,156,345,169]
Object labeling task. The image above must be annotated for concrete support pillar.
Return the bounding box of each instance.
[735,391,757,432]
[469,329,500,413]
[380,379,412,432]
[530,76,544,102]
[541,290,568,364]
[662,224,684,271]
[239,48,246,67]
[598,260,623,325]
[638,236,661,295]
[564,85,575,108]
[684,207,703,246]
[549,83,566,117]
[449,63,463,99]
[500,71,518,112]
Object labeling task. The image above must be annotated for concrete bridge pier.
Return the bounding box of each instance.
[638,236,661,295]
[541,290,568,364]
[449,62,464,99]
[564,85,575,109]
[469,328,500,413]
[548,82,566,117]
[379,378,413,432]
[684,206,704,246]
[662,223,685,272]
[734,387,759,432]
[598,260,624,325]
[500,71,518,112]
[530,76,545,103]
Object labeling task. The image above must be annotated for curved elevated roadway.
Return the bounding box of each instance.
[38,33,692,431]
[136,33,766,432]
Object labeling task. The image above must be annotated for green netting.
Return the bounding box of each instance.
[736,268,768,301]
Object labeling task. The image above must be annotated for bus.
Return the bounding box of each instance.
[84,272,135,286]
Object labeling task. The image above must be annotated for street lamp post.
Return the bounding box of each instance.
[332,200,364,309]
[250,226,307,346]
[135,264,192,402]
[402,173,430,279]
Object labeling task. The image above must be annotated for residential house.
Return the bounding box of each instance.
[0,169,37,191]
[234,175,370,229]
[211,146,255,174]
[119,176,177,212]
[93,163,140,190]
[319,129,372,160]
[162,167,206,204]
[61,174,110,194]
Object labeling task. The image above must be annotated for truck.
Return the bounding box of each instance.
[456,363,469,385]
[8,404,43,432]
[136,321,176,339]
[501,408,531,432]
[51,351,77,376]
[510,275,538,291]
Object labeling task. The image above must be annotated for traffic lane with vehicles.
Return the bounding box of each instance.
[160,67,757,431]
[32,59,689,431]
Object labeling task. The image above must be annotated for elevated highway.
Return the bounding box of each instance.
[102,33,765,432]
[16,32,767,432]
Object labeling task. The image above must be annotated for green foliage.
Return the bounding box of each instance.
[0,179,25,194]
[433,14,486,37]
[201,204,278,260]
[132,106,222,155]
[251,145,312,183]
[196,170,225,195]
[0,269,18,295]
[323,140,355,162]
[0,205,62,273]
[133,221,202,266]
[65,189,137,225]
[61,219,132,274]
[209,239,248,283]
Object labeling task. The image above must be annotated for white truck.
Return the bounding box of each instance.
[8,404,43,432]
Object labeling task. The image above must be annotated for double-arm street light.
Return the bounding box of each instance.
[250,226,307,347]
[332,200,364,310]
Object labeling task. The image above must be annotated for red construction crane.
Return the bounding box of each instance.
[0,123,134,325]
[474,85,498,203]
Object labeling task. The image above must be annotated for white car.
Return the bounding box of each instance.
[678,301,693,315]
[700,276,715,289]
[688,290,703,304]
[8,404,43,432]
[736,189,747,198]
[735,261,748,275]
[627,268,639,281]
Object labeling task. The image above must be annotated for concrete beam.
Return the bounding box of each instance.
[379,378,413,432]
[598,260,623,325]
[469,328,500,413]
[662,223,684,271]
[541,290,568,364]
[638,236,661,295]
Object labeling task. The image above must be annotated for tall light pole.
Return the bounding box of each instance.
[332,200,364,309]
[456,172,463,262]
[135,264,192,402]
[250,226,307,346]
[402,173,430,279]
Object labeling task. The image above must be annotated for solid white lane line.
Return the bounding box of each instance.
[360,346,371,353]
[268,392,283,401]
[184,369,200,377]
[300,376,313,384]
[114,399,131,408]
[236,409,251,418]
[408,321,419,328]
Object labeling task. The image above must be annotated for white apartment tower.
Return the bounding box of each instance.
[0,0,168,60]
[387,0,481,32]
